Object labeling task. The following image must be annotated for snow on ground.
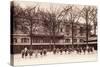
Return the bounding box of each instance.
[13,50,97,66]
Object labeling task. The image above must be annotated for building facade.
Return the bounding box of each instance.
[11,22,95,54]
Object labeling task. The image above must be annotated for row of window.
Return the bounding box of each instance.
[13,38,84,43]
[13,38,59,43]
[13,38,29,43]
[65,39,84,43]
[66,33,84,36]
[61,25,85,36]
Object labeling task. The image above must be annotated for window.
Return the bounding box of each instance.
[80,39,84,43]
[21,38,24,43]
[73,26,77,34]
[67,33,69,36]
[40,39,43,43]
[50,40,52,43]
[43,38,50,43]
[80,27,84,36]
[65,39,70,43]
[66,30,70,33]
[32,39,35,43]
[66,25,70,32]
[37,39,40,43]
[55,39,58,43]
[73,39,77,43]
[80,33,84,36]
[73,30,77,34]
[32,38,40,43]
[60,28,63,32]
[66,25,70,27]
[74,34,77,36]
[13,38,17,43]
[21,38,29,43]
[73,26,77,29]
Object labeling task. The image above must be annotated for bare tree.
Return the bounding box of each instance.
[41,11,57,50]
[39,6,65,50]
[61,5,82,49]
[81,6,97,46]
[11,1,24,33]
[12,2,41,50]
[89,7,97,35]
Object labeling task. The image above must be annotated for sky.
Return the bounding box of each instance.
[14,1,86,22]
[14,1,84,12]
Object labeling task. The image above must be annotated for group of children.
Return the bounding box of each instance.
[21,46,95,58]
[21,47,47,58]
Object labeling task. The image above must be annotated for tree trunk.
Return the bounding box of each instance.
[94,23,96,35]
[71,21,74,50]
[86,9,89,46]
[53,32,56,50]
[30,21,32,50]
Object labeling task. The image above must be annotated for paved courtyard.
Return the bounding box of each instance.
[13,50,97,66]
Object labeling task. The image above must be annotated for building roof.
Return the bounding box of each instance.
[12,33,64,39]
[84,36,97,42]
